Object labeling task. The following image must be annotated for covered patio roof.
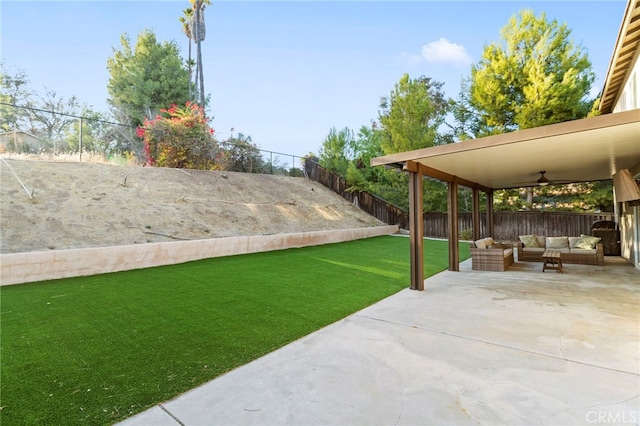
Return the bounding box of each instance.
[371,108,639,290]
[372,108,640,190]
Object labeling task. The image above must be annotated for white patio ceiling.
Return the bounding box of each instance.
[371,109,640,190]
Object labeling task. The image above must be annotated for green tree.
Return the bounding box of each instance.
[318,126,355,176]
[64,110,118,156]
[469,9,595,134]
[465,9,602,211]
[344,124,385,192]
[0,63,32,132]
[107,30,191,128]
[450,77,483,141]
[378,74,451,154]
[219,132,263,173]
[24,88,80,154]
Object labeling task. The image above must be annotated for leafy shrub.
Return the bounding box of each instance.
[137,102,219,169]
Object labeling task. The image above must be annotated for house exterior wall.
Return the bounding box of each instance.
[612,50,640,268]
[0,131,49,153]
[613,49,640,113]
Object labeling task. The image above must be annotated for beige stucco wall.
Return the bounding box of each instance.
[0,225,399,286]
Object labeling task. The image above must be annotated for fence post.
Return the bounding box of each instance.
[79,117,83,162]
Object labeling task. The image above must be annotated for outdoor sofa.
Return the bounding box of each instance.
[469,237,515,272]
[515,235,604,266]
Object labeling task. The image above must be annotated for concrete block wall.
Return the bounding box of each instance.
[1,225,399,286]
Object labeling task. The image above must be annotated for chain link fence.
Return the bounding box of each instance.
[0,103,306,176]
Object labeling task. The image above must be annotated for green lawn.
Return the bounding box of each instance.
[0,236,469,425]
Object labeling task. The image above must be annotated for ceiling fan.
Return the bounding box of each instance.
[536,171,550,186]
[513,171,575,187]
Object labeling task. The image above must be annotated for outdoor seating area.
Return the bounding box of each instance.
[516,234,605,266]
[469,237,514,271]
[470,234,607,272]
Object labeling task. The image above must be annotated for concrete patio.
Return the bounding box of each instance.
[118,257,639,426]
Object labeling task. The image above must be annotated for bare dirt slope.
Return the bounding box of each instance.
[0,158,384,254]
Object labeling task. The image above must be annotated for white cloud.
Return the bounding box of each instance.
[420,38,472,66]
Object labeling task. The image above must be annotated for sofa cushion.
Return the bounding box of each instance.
[570,248,596,254]
[519,235,539,247]
[546,236,569,249]
[536,236,546,248]
[568,237,581,248]
[574,234,601,250]
[503,248,513,258]
[522,247,545,253]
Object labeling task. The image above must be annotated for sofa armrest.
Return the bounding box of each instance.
[596,243,604,266]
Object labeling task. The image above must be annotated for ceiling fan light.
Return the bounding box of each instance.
[537,171,549,186]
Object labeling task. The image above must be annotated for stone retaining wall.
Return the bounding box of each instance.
[1,225,399,286]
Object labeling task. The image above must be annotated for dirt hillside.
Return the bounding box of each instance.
[0,158,385,254]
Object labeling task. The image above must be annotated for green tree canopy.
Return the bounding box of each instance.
[107,30,191,128]
[318,126,355,176]
[469,9,595,135]
[219,132,263,173]
[378,74,450,154]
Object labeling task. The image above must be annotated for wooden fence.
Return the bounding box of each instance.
[305,160,409,229]
[426,211,614,240]
[304,160,614,240]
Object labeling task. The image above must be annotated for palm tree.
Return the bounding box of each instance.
[179,7,195,101]
[188,0,210,107]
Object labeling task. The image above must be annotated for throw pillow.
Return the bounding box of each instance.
[568,237,581,248]
[546,236,569,249]
[475,238,487,249]
[519,234,539,248]
[574,234,601,250]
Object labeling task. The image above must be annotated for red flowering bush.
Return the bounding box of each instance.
[137,102,219,169]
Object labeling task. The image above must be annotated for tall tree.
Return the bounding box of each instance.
[107,30,190,128]
[24,88,80,154]
[378,74,450,154]
[469,9,595,135]
[188,0,211,107]
[0,63,32,132]
[318,126,355,176]
[64,110,117,156]
[464,9,600,212]
[179,7,195,101]
[219,132,263,173]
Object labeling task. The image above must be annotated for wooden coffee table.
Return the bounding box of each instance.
[542,250,563,273]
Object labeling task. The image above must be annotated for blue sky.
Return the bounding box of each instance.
[1,1,627,159]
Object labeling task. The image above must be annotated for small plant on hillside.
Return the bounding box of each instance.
[137,101,219,169]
